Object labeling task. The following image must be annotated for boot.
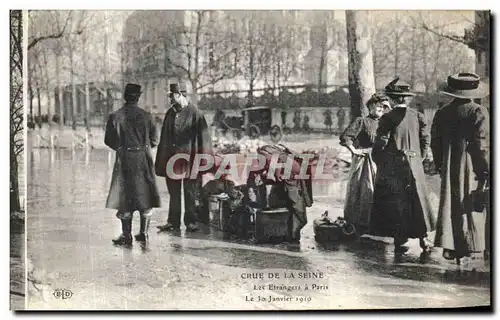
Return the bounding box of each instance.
[394,237,409,254]
[112,219,132,246]
[135,215,151,242]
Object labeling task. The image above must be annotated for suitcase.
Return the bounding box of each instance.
[252,207,291,243]
[208,194,232,231]
[313,211,356,243]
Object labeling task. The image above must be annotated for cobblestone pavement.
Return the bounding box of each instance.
[25,140,490,310]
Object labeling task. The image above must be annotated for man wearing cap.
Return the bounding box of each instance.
[155,82,213,232]
[105,83,161,246]
[430,73,490,264]
[370,78,436,255]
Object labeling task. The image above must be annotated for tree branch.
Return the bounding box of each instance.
[27,10,83,51]
[420,21,484,51]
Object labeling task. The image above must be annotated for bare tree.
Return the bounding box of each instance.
[239,13,269,101]
[261,13,304,97]
[159,11,240,103]
[40,47,52,123]
[10,10,23,213]
[29,10,93,129]
[417,11,489,77]
[370,11,476,92]
[346,10,376,121]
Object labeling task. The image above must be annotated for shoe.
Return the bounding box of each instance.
[419,237,433,253]
[394,245,410,254]
[135,215,151,242]
[157,223,180,232]
[443,249,471,265]
[113,219,133,246]
[186,223,199,232]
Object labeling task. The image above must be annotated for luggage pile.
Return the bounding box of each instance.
[203,143,314,243]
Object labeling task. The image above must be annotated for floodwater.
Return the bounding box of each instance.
[26,146,491,310]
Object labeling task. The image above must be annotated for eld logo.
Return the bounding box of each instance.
[53,289,73,299]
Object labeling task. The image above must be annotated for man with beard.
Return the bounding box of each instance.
[105,83,161,246]
[431,73,490,264]
[155,83,213,232]
[370,78,436,255]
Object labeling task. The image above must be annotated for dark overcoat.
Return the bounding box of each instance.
[105,103,161,212]
[431,100,489,257]
[370,106,436,239]
[155,103,213,179]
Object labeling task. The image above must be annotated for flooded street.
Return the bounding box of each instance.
[26,140,490,310]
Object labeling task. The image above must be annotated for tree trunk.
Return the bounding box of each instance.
[421,32,430,93]
[46,84,52,126]
[318,45,326,92]
[82,36,91,132]
[69,43,77,131]
[249,44,255,102]
[190,79,199,104]
[55,49,64,128]
[37,86,42,128]
[409,28,417,87]
[85,82,90,132]
[394,36,399,77]
[42,49,52,127]
[191,12,203,105]
[345,10,376,121]
[103,11,110,130]
[430,38,443,91]
[28,79,33,123]
[10,144,20,213]
[10,9,21,213]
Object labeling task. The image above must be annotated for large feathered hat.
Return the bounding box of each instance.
[384,77,416,97]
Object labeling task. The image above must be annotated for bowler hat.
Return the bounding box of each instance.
[441,73,489,99]
[384,77,416,97]
[124,83,142,96]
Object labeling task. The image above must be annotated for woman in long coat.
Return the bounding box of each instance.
[105,83,161,246]
[431,73,490,264]
[340,93,390,235]
[370,78,436,254]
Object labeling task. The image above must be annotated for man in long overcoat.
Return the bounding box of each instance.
[431,73,490,264]
[155,83,213,232]
[105,83,161,246]
[370,78,436,254]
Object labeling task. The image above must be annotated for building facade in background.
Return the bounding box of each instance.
[120,10,348,113]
